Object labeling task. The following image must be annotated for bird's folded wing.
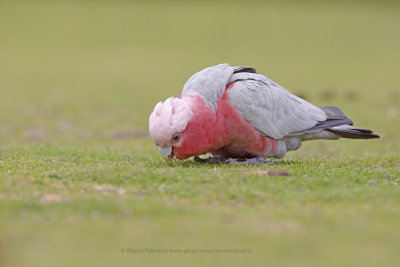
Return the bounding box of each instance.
[181,63,234,111]
[226,74,327,139]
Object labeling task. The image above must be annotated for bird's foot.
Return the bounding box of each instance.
[194,156,276,165]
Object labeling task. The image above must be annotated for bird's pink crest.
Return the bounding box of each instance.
[149,96,195,147]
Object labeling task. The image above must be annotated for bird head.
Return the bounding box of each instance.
[149,95,215,160]
[149,96,194,160]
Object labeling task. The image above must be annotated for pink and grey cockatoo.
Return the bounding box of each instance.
[149,64,379,165]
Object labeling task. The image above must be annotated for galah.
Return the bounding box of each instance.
[149,64,379,164]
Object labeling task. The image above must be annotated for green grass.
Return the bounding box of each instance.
[1,1,400,266]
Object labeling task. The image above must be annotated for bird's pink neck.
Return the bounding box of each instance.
[174,94,276,159]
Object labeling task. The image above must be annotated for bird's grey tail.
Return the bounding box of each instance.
[290,106,380,139]
[326,125,379,139]
[321,106,379,139]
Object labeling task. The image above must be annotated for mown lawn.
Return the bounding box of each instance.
[0,1,399,266]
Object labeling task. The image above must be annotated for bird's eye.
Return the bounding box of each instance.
[171,132,182,143]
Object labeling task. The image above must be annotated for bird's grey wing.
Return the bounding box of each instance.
[226,73,326,139]
[181,63,234,111]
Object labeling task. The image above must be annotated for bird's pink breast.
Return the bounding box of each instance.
[173,91,278,159]
[212,98,278,158]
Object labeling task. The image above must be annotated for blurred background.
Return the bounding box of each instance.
[0,1,399,266]
[0,0,399,149]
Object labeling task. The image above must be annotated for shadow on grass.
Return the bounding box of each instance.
[143,158,304,169]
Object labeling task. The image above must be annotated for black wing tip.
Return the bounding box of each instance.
[366,132,380,139]
[233,67,258,74]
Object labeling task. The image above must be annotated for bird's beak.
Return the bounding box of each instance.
[158,146,175,160]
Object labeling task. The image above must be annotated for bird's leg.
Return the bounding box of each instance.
[194,156,228,164]
[226,157,277,166]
